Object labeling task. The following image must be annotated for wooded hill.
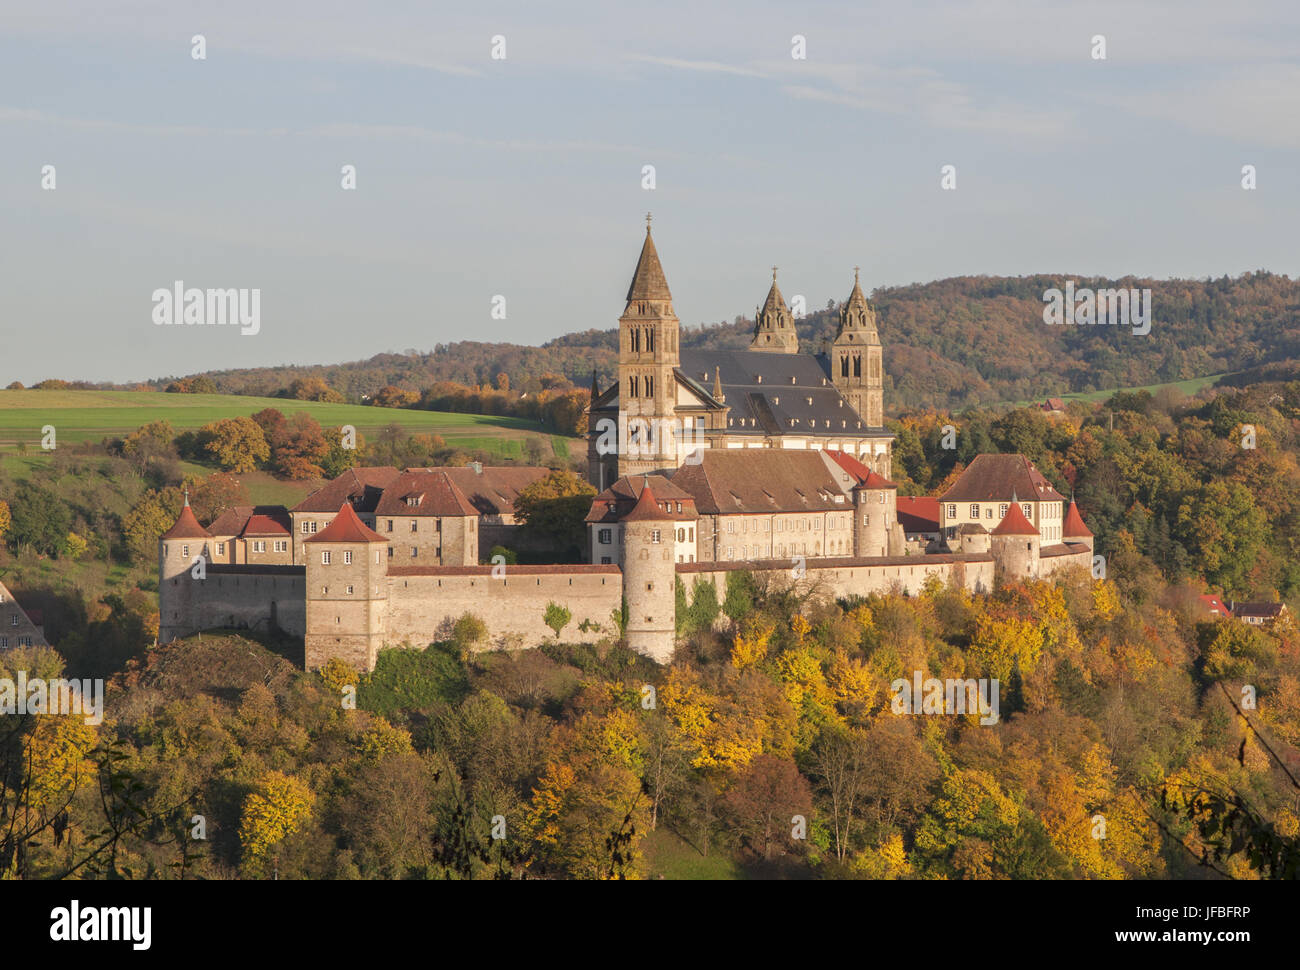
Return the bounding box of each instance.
[137,270,1300,411]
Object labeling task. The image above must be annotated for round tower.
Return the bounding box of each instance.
[158,494,213,643]
[956,522,991,556]
[851,467,898,558]
[990,495,1040,581]
[304,503,389,673]
[1062,497,1094,553]
[620,478,677,663]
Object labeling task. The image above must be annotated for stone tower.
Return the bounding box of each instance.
[617,215,681,479]
[158,495,213,643]
[852,469,898,558]
[990,494,1040,581]
[1062,498,1094,553]
[750,267,798,354]
[831,268,884,428]
[620,478,677,663]
[303,503,389,672]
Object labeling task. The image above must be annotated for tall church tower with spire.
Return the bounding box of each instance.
[831,268,884,428]
[750,268,798,354]
[617,214,681,478]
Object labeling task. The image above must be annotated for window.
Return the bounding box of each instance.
[344,550,353,565]
[216,542,225,555]
[0,638,6,647]
[970,504,979,518]
[412,547,419,557]
[677,528,684,542]
[651,530,661,543]
[388,547,394,559]
[998,504,1008,518]
[946,504,956,518]
[321,551,331,564]
[689,527,694,541]
[387,520,393,532]
[275,540,288,552]
[727,520,735,533]
[862,513,869,525]
[182,544,189,558]
[601,556,612,565]
[1022,504,1032,519]
[984,508,993,519]
[411,521,418,532]
[310,521,318,534]
[18,637,30,647]
[406,496,419,507]
[346,585,354,595]
[646,376,654,397]
[598,528,612,544]
[9,615,18,626]
[253,541,266,553]
[301,522,310,534]
[376,551,382,564]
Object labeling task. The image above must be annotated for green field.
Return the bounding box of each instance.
[0,390,581,466]
[1007,372,1229,409]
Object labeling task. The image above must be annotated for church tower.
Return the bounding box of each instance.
[750,267,798,353]
[618,215,681,478]
[831,268,884,427]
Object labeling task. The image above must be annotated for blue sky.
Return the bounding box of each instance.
[1,0,1297,385]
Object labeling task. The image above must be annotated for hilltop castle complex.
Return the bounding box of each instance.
[155,221,1095,671]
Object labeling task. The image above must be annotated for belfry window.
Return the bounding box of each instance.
[853,356,861,378]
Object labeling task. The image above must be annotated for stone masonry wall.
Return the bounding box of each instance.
[385,565,623,651]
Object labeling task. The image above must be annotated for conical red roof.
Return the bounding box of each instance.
[992,499,1039,536]
[1062,498,1092,538]
[161,499,212,540]
[303,503,387,543]
[622,479,674,521]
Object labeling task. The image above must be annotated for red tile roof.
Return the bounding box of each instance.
[243,513,291,536]
[823,449,896,489]
[161,500,212,540]
[208,505,292,536]
[896,496,940,534]
[292,466,401,513]
[622,479,676,521]
[437,465,550,517]
[1199,594,1232,618]
[303,503,387,543]
[373,470,478,517]
[669,450,852,514]
[1062,499,1092,538]
[941,454,1064,503]
[991,499,1039,536]
[586,474,696,523]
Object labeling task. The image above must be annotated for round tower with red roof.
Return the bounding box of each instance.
[303,503,390,672]
[158,493,213,643]
[620,477,677,663]
[990,493,1040,580]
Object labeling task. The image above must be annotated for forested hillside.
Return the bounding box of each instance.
[108,271,1300,411]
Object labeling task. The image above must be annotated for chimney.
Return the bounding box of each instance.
[470,461,483,474]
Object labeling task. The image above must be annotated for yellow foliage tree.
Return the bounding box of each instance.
[239,771,315,877]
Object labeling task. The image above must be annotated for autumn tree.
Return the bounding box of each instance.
[239,771,315,879]
[720,754,812,860]
[200,417,269,473]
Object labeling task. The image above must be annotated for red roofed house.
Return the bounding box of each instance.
[1199,594,1233,619]
[207,505,294,565]
[372,470,480,566]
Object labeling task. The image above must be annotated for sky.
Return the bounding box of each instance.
[1,0,1297,385]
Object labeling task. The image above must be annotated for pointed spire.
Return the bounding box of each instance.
[762,267,788,314]
[847,265,868,308]
[993,494,1038,537]
[712,365,725,403]
[624,476,673,521]
[626,215,672,302]
[162,494,212,540]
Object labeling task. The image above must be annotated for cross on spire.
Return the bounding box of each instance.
[772,265,778,280]
[645,211,652,231]
[853,265,860,281]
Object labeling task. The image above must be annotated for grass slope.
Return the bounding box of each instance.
[0,389,580,465]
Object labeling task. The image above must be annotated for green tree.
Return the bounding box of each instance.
[544,602,572,640]
[5,482,71,555]
[513,470,596,562]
